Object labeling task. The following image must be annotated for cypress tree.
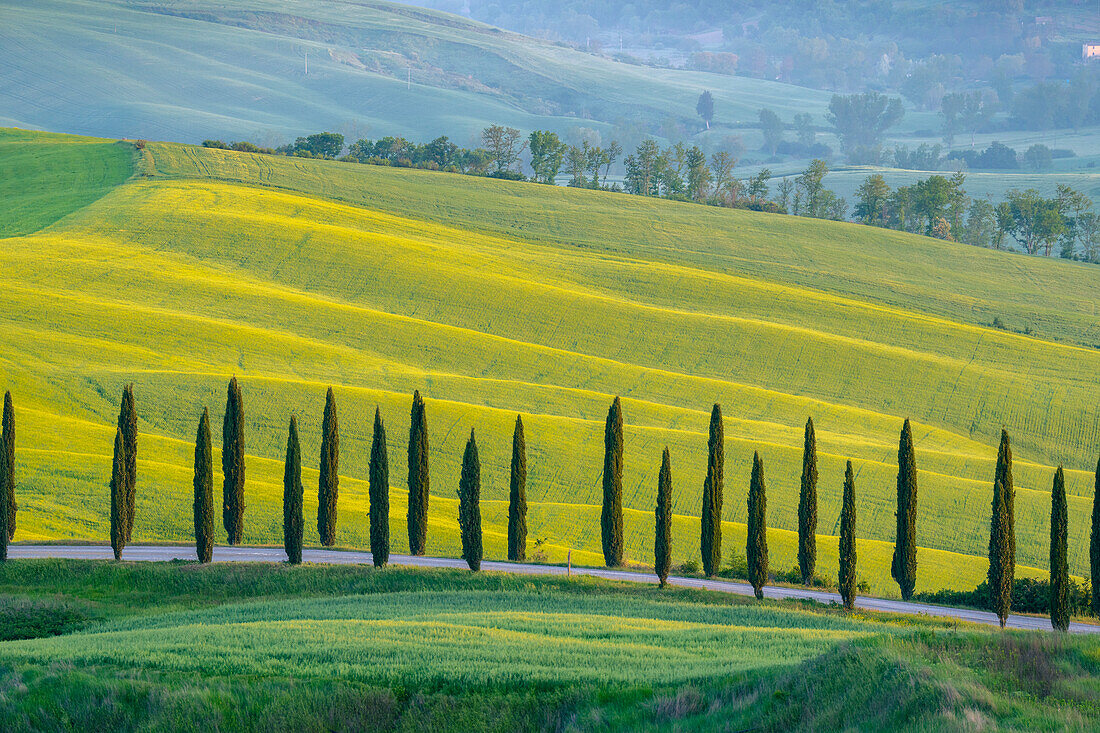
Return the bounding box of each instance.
[369,407,390,568]
[458,429,482,572]
[0,391,14,552]
[109,428,126,561]
[601,397,624,567]
[838,460,857,611]
[1050,466,1069,632]
[891,418,918,601]
[1090,453,1100,616]
[747,452,768,600]
[798,417,818,585]
[700,404,723,577]
[508,415,527,562]
[117,384,137,542]
[221,376,245,545]
[283,416,303,565]
[655,447,673,588]
[193,408,214,564]
[407,391,430,556]
[317,387,339,547]
[988,478,1012,628]
[994,430,1015,579]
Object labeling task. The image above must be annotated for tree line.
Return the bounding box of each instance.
[1,384,1097,629]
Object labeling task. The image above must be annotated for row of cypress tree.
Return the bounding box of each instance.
[0,384,1096,630]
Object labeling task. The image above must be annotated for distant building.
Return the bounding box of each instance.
[1084,44,1100,60]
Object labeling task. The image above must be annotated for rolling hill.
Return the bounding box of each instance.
[2,127,1099,595]
[0,0,843,145]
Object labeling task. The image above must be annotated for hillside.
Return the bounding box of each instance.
[1,128,1099,595]
[0,0,838,144]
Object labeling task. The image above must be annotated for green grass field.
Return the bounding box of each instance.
[1,128,1099,596]
[0,562,1097,731]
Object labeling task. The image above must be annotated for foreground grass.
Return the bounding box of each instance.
[0,562,1097,731]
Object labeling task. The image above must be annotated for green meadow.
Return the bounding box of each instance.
[0,562,1097,731]
[1,128,1099,595]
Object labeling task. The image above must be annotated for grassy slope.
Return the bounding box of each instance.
[1,129,1099,594]
[0,562,1096,732]
[0,0,837,144]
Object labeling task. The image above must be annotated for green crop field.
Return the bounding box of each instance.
[1,127,1099,596]
[0,562,1096,731]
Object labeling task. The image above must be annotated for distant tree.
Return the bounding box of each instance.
[709,151,736,199]
[940,92,964,145]
[624,140,661,196]
[117,384,137,542]
[826,92,904,164]
[317,387,339,547]
[221,377,245,545]
[1091,454,1100,615]
[293,132,344,159]
[746,168,771,201]
[891,419,918,601]
[854,174,891,227]
[422,136,459,168]
[369,407,390,568]
[696,90,714,129]
[838,460,857,611]
[482,125,525,174]
[1024,144,1053,171]
[601,141,622,186]
[700,404,724,577]
[798,417,818,585]
[193,408,213,564]
[685,146,711,202]
[747,452,769,600]
[962,199,997,248]
[793,113,815,148]
[109,428,126,561]
[758,108,784,156]
[602,397,624,567]
[0,392,13,549]
[407,391,430,555]
[996,189,1066,256]
[458,430,482,571]
[1050,466,1069,632]
[283,416,304,565]
[794,159,830,218]
[508,415,527,562]
[566,143,590,188]
[528,131,566,184]
[655,447,673,588]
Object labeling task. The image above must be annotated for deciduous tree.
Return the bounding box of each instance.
[696,90,714,129]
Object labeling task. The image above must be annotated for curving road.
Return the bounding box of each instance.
[9,544,1096,634]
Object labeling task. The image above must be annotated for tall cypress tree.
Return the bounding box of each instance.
[1091,453,1100,616]
[283,416,303,565]
[193,408,214,564]
[700,404,723,577]
[0,391,14,550]
[317,387,339,547]
[117,384,137,542]
[109,428,126,561]
[747,452,769,600]
[798,417,818,585]
[221,377,245,545]
[1050,466,1069,632]
[994,430,1015,580]
[988,478,1012,628]
[369,407,390,568]
[458,429,482,572]
[838,460,857,611]
[601,397,624,567]
[655,447,673,588]
[407,391,430,556]
[508,415,527,562]
[891,418,918,601]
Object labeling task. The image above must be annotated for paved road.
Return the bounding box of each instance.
[10,544,1096,634]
